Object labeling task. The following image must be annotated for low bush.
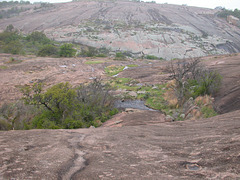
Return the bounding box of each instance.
[104,65,125,76]
[37,44,58,57]
[59,43,76,57]
[146,55,159,60]
[169,58,222,105]
[115,52,126,60]
[20,78,118,129]
[26,31,51,44]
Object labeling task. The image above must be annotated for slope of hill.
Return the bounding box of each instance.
[0,1,240,59]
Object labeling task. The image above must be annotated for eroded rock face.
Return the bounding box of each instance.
[0,1,240,59]
[0,110,240,179]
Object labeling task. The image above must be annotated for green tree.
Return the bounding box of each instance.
[21,82,76,128]
[59,43,76,57]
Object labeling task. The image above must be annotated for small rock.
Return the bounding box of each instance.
[60,65,67,68]
[165,115,174,122]
[128,91,137,97]
[180,114,185,119]
[123,66,129,70]
[173,112,179,119]
[136,83,143,87]
[152,86,158,90]
[137,91,146,94]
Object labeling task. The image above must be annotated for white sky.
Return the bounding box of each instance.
[10,0,240,10]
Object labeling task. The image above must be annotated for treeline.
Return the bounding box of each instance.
[217,8,240,19]
[0,6,30,19]
[0,25,76,57]
[0,1,30,8]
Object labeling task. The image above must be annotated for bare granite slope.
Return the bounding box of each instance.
[0,109,239,179]
[0,1,240,59]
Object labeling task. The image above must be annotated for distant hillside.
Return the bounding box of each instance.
[0,1,240,59]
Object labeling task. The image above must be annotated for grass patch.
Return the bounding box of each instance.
[109,78,139,91]
[105,65,125,76]
[141,84,170,113]
[127,64,138,67]
[84,60,105,65]
[145,55,164,60]
[201,106,218,118]
[5,57,22,64]
[109,77,169,113]
[0,65,8,69]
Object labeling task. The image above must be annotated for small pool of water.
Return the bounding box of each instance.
[114,100,156,111]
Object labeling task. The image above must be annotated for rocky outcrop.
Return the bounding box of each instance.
[0,1,240,59]
[227,15,240,26]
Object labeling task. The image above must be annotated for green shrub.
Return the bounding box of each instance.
[146,55,159,60]
[37,44,58,57]
[186,70,222,98]
[0,119,12,130]
[115,52,125,60]
[96,53,107,57]
[20,79,116,129]
[201,106,218,118]
[169,58,222,105]
[80,47,97,57]
[0,101,35,130]
[26,31,51,44]
[0,31,20,43]
[3,40,23,54]
[59,43,76,57]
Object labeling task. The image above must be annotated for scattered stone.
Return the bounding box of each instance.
[137,91,146,94]
[165,115,174,122]
[112,74,119,77]
[180,114,185,119]
[123,66,129,70]
[186,163,201,171]
[59,65,67,68]
[152,86,158,90]
[128,91,137,97]
[136,83,143,87]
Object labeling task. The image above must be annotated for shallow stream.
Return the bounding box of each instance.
[114,100,156,111]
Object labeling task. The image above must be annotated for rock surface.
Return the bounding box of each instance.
[0,110,239,179]
[0,1,240,59]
